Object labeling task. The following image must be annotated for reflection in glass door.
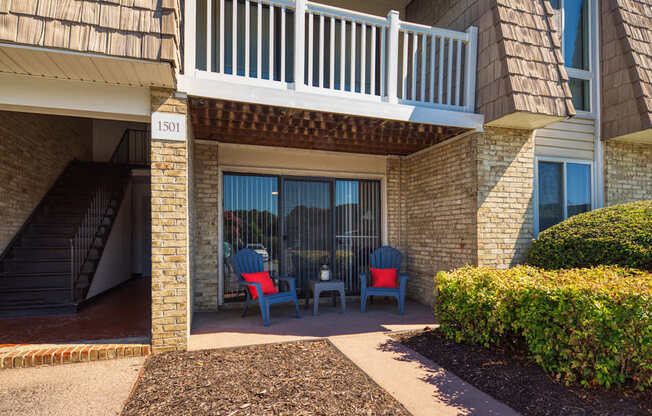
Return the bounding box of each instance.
[282,179,332,292]
[222,174,279,302]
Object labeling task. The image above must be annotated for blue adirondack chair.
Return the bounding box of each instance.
[232,249,301,326]
[360,246,409,314]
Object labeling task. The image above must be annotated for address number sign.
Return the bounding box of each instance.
[151,112,186,141]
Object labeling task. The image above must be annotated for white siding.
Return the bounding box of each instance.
[535,117,595,160]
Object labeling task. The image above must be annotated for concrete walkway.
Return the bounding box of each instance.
[330,332,519,416]
[0,356,144,416]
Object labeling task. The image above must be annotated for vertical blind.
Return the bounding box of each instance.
[335,180,381,294]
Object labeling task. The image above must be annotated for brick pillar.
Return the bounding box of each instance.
[150,88,190,353]
[193,142,219,310]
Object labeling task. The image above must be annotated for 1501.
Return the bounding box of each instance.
[157,120,181,133]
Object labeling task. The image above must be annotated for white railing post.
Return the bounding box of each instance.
[464,26,478,113]
[294,0,306,89]
[385,10,400,104]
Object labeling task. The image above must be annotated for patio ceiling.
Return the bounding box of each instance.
[189,98,470,156]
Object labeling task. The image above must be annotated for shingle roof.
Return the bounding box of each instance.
[601,0,652,140]
[0,0,180,67]
[406,0,574,127]
[494,0,575,120]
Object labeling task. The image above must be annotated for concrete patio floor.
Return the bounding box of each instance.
[190,299,435,350]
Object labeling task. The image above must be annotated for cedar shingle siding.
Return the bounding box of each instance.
[0,0,180,67]
[406,0,574,125]
[601,0,652,140]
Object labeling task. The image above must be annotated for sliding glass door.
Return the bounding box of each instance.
[222,173,381,302]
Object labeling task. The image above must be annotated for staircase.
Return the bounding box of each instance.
[0,161,131,317]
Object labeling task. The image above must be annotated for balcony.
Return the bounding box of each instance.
[180,0,483,130]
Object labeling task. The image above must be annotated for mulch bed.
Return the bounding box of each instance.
[122,340,409,415]
[392,328,652,416]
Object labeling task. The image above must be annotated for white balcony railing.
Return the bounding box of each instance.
[185,0,478,117]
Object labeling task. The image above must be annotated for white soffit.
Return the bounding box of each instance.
[0,43,175,88]
[0,72,151,122]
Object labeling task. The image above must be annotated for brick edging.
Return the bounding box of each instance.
[0,343,151,370]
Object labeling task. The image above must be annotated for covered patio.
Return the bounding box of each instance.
[190,299,434,350]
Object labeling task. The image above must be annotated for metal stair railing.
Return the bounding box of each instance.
[69,171,124,301]
[110,129,150,167]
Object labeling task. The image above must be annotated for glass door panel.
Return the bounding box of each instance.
[222,174,279,302]
[335,180,381,294]
[282,179,332,292]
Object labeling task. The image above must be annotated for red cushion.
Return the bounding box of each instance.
[241,272,278,299]
[370,268,398,288]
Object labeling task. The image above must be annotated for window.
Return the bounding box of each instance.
[551,0,594,113]
[536,159,592,233]
[569,78,590,111]
[563,0,589,71]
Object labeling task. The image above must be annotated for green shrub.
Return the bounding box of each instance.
[526,200,652,271]
[435,266,652,389]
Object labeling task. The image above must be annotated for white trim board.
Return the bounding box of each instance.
[0,72,151,122]
[178,74,484,131]
[217,142,388,176]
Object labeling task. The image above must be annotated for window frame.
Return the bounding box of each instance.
[533,156,595,236]
[555,0,597,116]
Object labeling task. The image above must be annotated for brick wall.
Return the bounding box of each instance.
[0,110,92,253]
[476,128,535,268]
[150,88,190,353]
[404,136,478,304]
[386,156,407,255]
[604,140,652,205]
[192,142,219,310]
[386,128,535,305]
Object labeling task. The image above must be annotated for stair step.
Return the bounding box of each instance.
[1,286,68,293]
[10,247,70,259]
[3,259,71,273]
[29,224,77,234]
[0,274,70,289]
[0,289,70,303]
[0,301,77,317]
[19,236,72,246]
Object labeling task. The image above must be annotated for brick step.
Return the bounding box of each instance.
[0,343,151,369]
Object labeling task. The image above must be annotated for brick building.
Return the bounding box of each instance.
[0,0,650,352]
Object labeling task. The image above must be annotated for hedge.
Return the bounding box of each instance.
[435,266,652,389]
[526,200,652,271]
